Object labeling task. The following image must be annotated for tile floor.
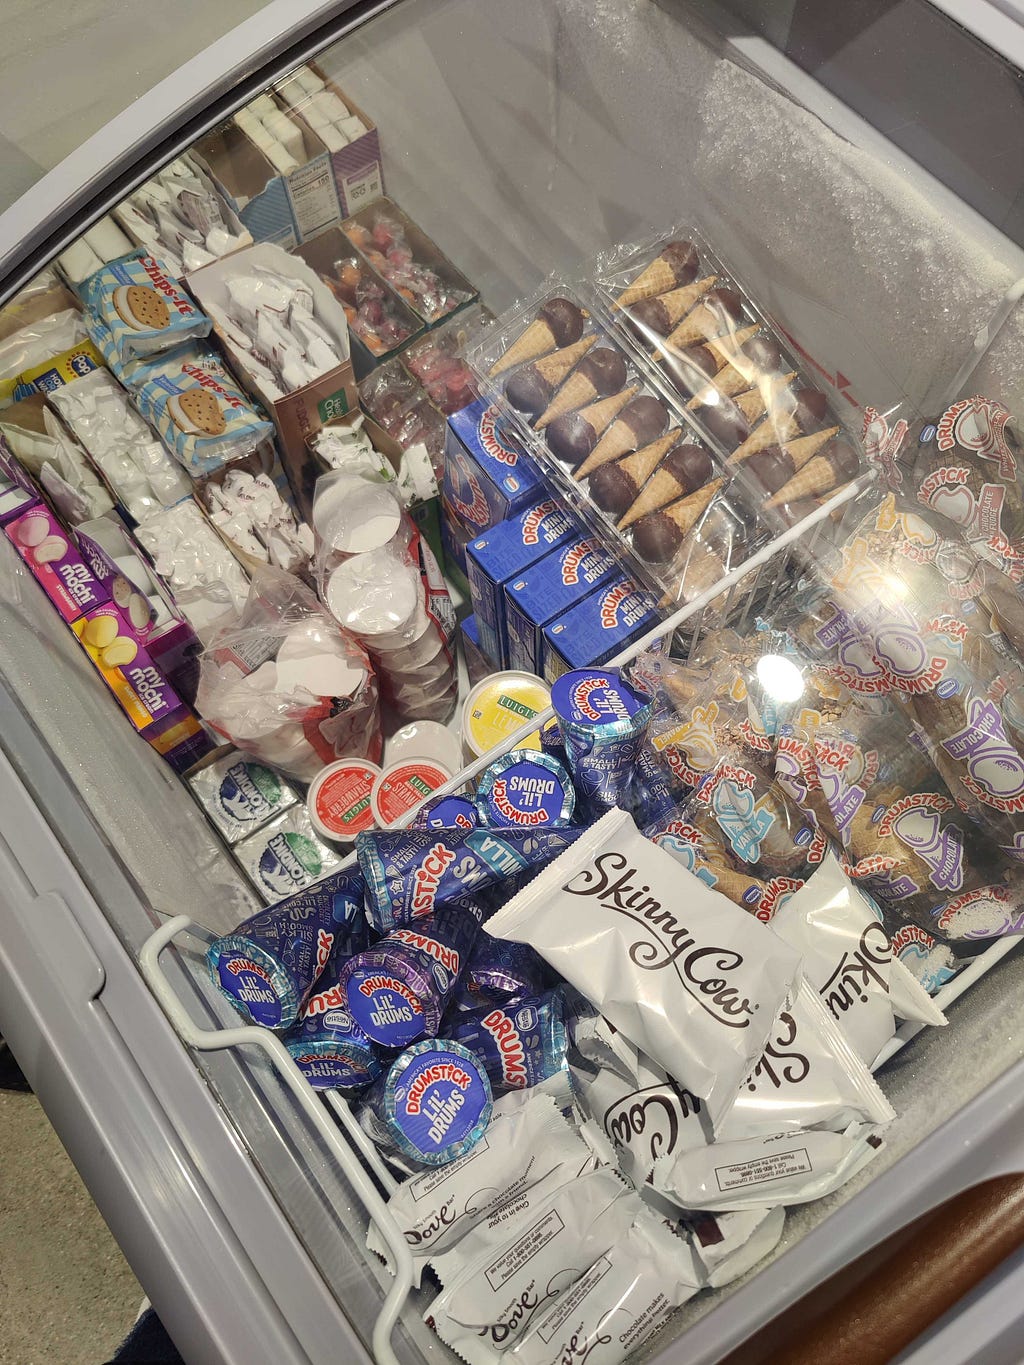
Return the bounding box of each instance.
[0,1086,141,1365]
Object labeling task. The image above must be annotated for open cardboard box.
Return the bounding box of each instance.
[186,242,358,522]
[195,119,340,250]
[271,62,385,221]
[0,283,102,407]
[292,227,424,381]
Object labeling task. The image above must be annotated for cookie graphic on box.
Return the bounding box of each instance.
[113,285,170,334]
[167,386,228,438]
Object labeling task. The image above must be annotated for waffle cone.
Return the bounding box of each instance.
[619,459,699,528]
[489,318,557,375]
[610,433,685,525]
[575,419,640,480]
[655,276,717,327]
[532,335,595,387]
[687,363,754,409]
[729,412,800,464]
[576,386,638,440]
[661,479,724,536]
[765,453,845,507]
[615,256,683,309]
[536,366,598,428]
[703,324,760,370]
[734,372,797,425]
[782,425,841,472]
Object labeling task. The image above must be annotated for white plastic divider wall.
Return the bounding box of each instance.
[139,470,1019,1365]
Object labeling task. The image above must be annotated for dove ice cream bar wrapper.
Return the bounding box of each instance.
[448,989,570,1096]
[6,504,109,623]
[356,824,584,934]
[358,1038,493,1168]
[485,807,802,1130]
[79,251,211,362]
[365,1092,593,1284]
[339,902,481,1048]
[652,1123,886,1212]
[425,1167,638,1364]
[475,749,576,829]
[234,807,345,906]
[132,345,274,473]
[509,1211,703,1365]
[188,752,300,844]
[206,865,367,1029]
[685,1206,786,1288]
[551,668,651,812]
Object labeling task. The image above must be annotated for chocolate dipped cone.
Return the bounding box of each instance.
[628,276,717,338]
[574,394,669,481]
[734,372,798,426]
[730,411,801,464]
[613,240,699,309]
[619,441,715,528]
[687,329,775,407]
[765,438,861,506]
[535,346,628,428]
[703,324,761,371]
[531,335,595,386]
[546,386,638,467]
[779,425,842,472]
[588,429,686,518]
[632,479,725,563]
[657,287,746,355]
[489,297,586,376]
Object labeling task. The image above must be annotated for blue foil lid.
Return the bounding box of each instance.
[413,794,480,832]
[345,964,429,1048]
[551,669,650,733]
[284,1009,381,1090]
[383,1039,492,1165]
[209,936,293,1029]
[475,749,576,829]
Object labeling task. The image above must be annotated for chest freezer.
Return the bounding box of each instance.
[4,1,1024,1362]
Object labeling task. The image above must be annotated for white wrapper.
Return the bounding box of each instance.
[426,1168,636,1364]
[486,809,802,1130]
[653,1123,885,1213]
[771,855,945,1067]
[367,1094,593,1286]
[508,1212,703,1365]
[685,1206,786,1288]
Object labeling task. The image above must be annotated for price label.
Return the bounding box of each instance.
[344,161,384,213]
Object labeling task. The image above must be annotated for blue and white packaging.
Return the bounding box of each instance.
[467,498,582,667]
[443,399,542,539]
[505,535,619,676]
[542,577,661,683]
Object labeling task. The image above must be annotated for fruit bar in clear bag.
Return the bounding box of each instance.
[593,228,862,522]
[323,254,418,357]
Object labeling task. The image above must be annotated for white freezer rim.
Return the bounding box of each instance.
[139,472,1024,1365]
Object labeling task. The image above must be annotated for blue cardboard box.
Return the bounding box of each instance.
[466,498,582,667]
[505,535,620,676]
[444,399,543,540]
[542,577,661,683]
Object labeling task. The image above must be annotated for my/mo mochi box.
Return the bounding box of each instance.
[466,498,581,667]
[504,535,620,676]
[542,577,661,683]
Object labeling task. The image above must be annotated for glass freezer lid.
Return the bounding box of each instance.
[4,1,1024,1363]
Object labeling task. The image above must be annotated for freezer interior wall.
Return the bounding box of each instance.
[4,0,1024,1360]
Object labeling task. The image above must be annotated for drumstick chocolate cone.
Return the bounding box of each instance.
[587,429,682,516]
[545,386,638,468]
[734,372,798,426]
[504,336,596,419]
[489,297,586,375]
[613,240,699,308]
[632,479,725,563]
[628,276,717,338]
[618,442,715,527]
[730,388,829,463]
[574,394,669,480]
[688,331,785,407]
[535,347,628,427]
[765,438,860,506]
[658,286,745,354]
